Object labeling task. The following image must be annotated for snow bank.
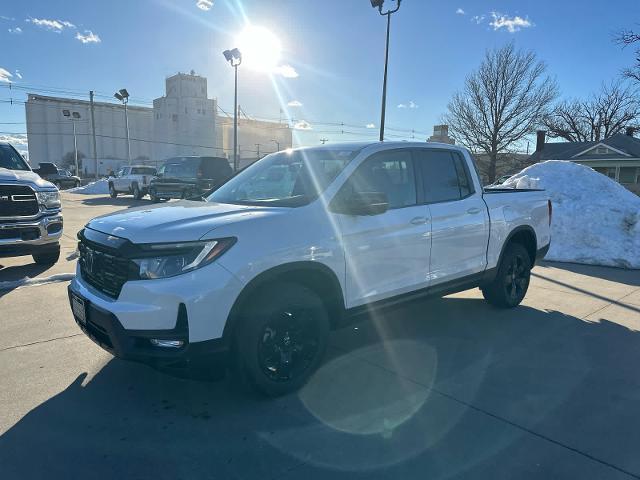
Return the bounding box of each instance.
[502,160,640,269]
[0,273,75,291]
[67,178,109,194]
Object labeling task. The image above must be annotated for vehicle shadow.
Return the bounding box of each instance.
[538,260,640,287]
[79,196,154,209]
[2,297,640,479]
[0,262,54,298]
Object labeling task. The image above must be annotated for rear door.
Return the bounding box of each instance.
[414,149,489,285]
[115,167,129,191]
[332,149,431,307]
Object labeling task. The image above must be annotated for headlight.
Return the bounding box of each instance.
[36,190,61,209]
[132,238,236,280]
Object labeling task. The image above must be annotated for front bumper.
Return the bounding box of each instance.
[0,213,63,257]
[67,285,230,368]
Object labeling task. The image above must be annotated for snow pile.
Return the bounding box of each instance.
[0,273,75,291]
[502,160,640,268]
[66,178,109,194]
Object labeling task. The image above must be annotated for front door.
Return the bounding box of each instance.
[332,149,431,308]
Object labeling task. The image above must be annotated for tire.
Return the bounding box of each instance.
[109,183,118,198]
[482,243,531,308]
[33,244,60,265]
[149,190,160,202]
[132,183,142,200]
[233,283,330,397]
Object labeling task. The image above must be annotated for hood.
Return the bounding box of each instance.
[0,168,55,189]
[87,200,284,243]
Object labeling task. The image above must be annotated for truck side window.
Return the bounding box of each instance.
[416,150,463,203]
[340,150,416,209]
[453,154,473,197]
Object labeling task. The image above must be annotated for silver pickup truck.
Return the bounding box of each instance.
[0,143,63,265]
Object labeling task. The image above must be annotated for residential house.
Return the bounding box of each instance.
[529,129,640,195]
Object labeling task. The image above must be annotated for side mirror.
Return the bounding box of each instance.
[332,191,389,216]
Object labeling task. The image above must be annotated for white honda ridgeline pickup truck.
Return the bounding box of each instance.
[69,142,551,395]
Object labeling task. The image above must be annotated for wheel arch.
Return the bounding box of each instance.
[498,225,537,268]
[223,261,346,341]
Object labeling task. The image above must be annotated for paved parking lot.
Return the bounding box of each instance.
[1,193,640,479]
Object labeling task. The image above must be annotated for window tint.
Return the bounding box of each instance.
[200,157,233,178]
[416,150,465,203]
[342,150,416,209]
[453,154,473,196]
[0,144,29,171]
[131,167,156,175]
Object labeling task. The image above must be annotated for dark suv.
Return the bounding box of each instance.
[149,156,233,201]
[33,162,81,189]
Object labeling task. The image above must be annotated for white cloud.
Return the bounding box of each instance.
[76,30,101,44]
[196,0,213,10]
[489,12,532,32]
[287,100,303,107]
[0,15,15,21]
[15,69,22,79]
[398,101,418,109]
[366,123,376,129]
[8,26,22,34]
[28,18,75,32]
[456,8,465,15]
[472,14,486,24]
[0,67,12,83]
[0,133,28,145]
[293,120,312,130]
[274,64,299,78]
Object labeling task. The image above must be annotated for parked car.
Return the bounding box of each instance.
[69,142,551,396]
[32,162,81,189]
[108,165,157,200]
[0,143,63,264]
[148,156,233,201]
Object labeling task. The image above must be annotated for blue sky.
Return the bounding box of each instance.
[1,0,639,150]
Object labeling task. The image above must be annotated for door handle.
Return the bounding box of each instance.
[410,216,428,225]
[467,207,481,214]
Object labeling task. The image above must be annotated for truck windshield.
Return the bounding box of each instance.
[0,144,29,171]
[207,149,357,207]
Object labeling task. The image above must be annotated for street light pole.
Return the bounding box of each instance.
[62,109,81,176]
[234,63,239,171]
[223,48,242,172]
[272,139,280,151]
[371,0,402,142]
[72,119,78,176]
[114,89,132,166]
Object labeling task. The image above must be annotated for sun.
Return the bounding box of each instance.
[235,25,282,73]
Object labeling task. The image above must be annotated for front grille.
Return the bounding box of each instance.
[79,242,132,299]
[0,227,40,241]
[0,185,39,217]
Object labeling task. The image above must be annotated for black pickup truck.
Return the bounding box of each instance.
[33,162,81,190]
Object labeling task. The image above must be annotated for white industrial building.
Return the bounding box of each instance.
[25,71,292,175]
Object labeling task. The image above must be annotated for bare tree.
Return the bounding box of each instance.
[616,28,640,83]
[543,81,640,142]
[444,43,557,182]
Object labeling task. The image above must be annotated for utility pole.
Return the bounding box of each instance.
[255,143,261,159]
[320,138,328,144]
[89,91,98,179]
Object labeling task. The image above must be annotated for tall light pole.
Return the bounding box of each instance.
[62,109,81,176]
[223,48,242,171]
[114,88,132,165]
[271,139,281,152]
[370,0,402,142]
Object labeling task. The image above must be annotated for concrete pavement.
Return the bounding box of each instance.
[1,193,640,479]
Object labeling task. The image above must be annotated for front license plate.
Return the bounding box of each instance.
[71,293,86,325]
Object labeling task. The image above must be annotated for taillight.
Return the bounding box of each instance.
[548,200,552,226]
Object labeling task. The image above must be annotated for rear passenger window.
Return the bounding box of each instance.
[453,154,473,197]
[341,150,416,209]
[416,150,461,203]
